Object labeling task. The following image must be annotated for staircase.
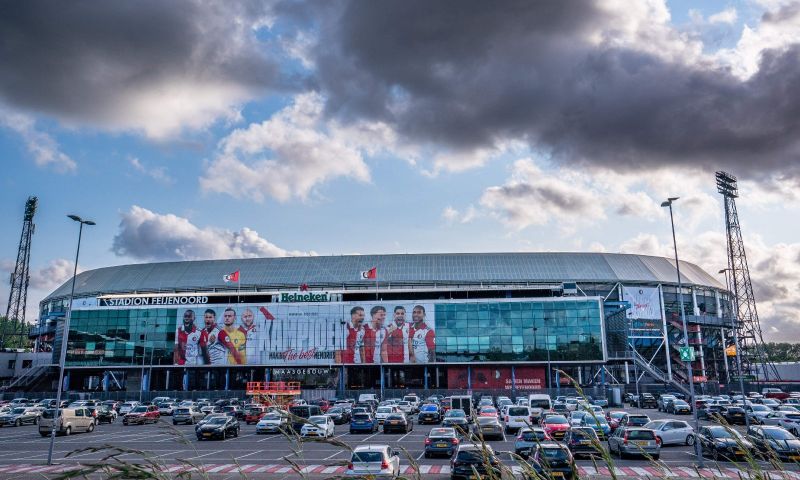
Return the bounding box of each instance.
[631,349,691,397]
[0,365,55,392]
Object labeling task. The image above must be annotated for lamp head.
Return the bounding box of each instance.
[67,214,82,222]
[84,220,96,226]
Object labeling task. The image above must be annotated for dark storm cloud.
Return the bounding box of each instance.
[310,0,800,178]
[0,0,287,131]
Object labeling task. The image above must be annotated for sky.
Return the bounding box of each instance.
[1,0,799,340]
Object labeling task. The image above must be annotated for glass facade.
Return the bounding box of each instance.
[63,297,604,366]
[436,300,604,363]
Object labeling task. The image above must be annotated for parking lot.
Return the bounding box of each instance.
[0,405,798,479]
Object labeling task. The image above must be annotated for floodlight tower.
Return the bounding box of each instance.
[715,171,779,381]
[2,196,37,349]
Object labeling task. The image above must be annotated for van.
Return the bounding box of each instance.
[451,395,473,419]
[358,393,379,404]
[38,408,96,437]
[288,405,323,431]
[528,394,552,420]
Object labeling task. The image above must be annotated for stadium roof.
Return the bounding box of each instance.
[42,252,724,303]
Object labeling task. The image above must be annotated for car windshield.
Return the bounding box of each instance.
[477,417,497,425]
[262,413,282,420]
[352,414,371,421]
[456,450,487,463]
[627,416,649,425]
[447,410,465,418]
[328,408,343,414]
[530,399,551,409]
[421,405,437,412]
[709,427,741,439]
[429,428,455,438]
[176,409,190,414]
[786,414,800,421]
[131,406,147,413]
[386,414,404,420]
[508,407,529,416]
[572,428,596,438]
[521,429,548,441]
[11,408,26,414]
[540,447,569,459]
[352,451,384,463]
[752,405,770,411]
[610,412,626,419]
[308,416,327,424]
[766,429,796,440]
[586,416,608,425]
[674,401,689,406]
[377,407,393,413]
[546,416,568,424]
[208,417,227,425]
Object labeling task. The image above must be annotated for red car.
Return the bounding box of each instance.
[316,400,331,413]
[606,411,627,431]
[245,406,267,424]
[764,388,790,401]
[123,405,160,425]
[479,407,498,418]
[541,414,570,440]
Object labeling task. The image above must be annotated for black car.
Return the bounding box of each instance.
[698,426,752,461]
[450,444,502,480]
[418,405,442,424]
[698,404,725,421]
[747,426,800,462]
[95,407,116,424]
[721,406,747,425]
[383,413,413,433]
[527,443,576,480]
[196,416,240,440]
[326,407,351,425]
[637,393,657,409]
[564,427,600,458]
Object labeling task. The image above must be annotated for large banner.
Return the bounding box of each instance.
[622,286,662,320]
[173,301,435,366]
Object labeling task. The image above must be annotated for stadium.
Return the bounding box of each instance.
[25,252,735,396]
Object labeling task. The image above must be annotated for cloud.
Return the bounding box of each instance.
[0,110,76,172]
[0,1,288,139]
[302,0,800,182]
[129,157,173,185]
[0,258,76,320]
[112,205,313,261]
[709,7,738,25]
[201,92,409,202]
[28,259,77,291]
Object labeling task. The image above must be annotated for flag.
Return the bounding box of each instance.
[259,307,275,320]
[223,270,240,282]
[360,267,377,279]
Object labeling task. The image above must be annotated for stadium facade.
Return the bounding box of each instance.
[30,253,736,394]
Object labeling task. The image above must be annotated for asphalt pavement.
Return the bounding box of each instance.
[0,406,796,479]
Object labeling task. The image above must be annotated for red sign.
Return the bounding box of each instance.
[693,375,707,383]
[446,366,546,390]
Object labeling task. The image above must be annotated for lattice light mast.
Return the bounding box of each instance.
[2,196,37,349]
[716,171,779,381]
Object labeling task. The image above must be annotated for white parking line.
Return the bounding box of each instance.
[185,450,222,460]
[324,451,345,460]
[396,431,414,442]
[234,450,263,460]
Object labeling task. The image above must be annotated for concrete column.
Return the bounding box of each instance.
[206,371,211,390]
[659,284,673,381]
[467,365,472,390]
[511,365,516,394]
[424,366,429,390]
[64,371,70,391]
[183,369,189,391]
[165,370,170,390]
[224,368,230,391]
[625,362,630,384]
[102,372,109,392]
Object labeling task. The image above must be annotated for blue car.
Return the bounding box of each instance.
[580,415,611,439]
[349,413,378,433]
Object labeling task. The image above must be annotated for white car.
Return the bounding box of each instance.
[645,419,695,446]
[300,415,335,438]
[503,406,531,433]
[346,445,400,477]
[119,402,139,415]
[256,411,289,434]
[396,401,413,415]
[158,403,176,416]
[565,398,579,411]
[375,406,399,424]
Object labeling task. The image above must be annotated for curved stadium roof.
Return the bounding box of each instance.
[43,252,724,303]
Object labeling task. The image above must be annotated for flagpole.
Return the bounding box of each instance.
[375,267,379,301]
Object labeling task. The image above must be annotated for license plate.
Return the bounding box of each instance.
[552,473,564,478]
[735,450,744,455]
[580,440,591,445]
[436,443,448,448]
[203,433,211,437]
[791,455,800,461]
[634,441,649,446]
[390,421,399,424]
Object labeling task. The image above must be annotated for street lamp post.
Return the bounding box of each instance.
[47,215,95,466]
[720,268,749,428]
[661,198,703,466]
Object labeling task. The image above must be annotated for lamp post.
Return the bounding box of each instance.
[661,197,703,466]
[47,215,95,466]
[720,268,749,427]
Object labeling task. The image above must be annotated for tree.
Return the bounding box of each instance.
[0,316,31,350]
[763,342,800,363]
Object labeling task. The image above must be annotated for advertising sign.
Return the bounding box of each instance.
[446,366,546,390]
[172,301,435,366]
[622,286,662,320]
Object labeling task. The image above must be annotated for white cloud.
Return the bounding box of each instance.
[29,258,77,291]
[0,258,76,321]
[709,7,738,25]
[202,92,412,202]
[112,205,314,261]
[0,110,76,172]
[129,157,173,185]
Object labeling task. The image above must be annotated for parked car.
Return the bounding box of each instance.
[527,442,576,480]
[346,445,400,477]
[698,425,752,461]
[38,408,95,437]
[300,415,335,438]
[222,405,245,420]
[383,413,413,433]
[746,425,800,461]
[158,403,177,416]
[747,404,774,424]
[668,400,692,415]
[173,407,204,425]
[450,444,502,480]
[123,405,160,425]
[418,404,442,424]
[244,406,267,425]
[514,427,551,458]
[542,414,570,441]
[196,416,239,440]
[618,413,651,429]
[288,405,323,432]
[580,414,611,439]
[645,420,695,446]
[606,411,627,432]
[255,411,289,434]
[350,413,379,434]
[326,406,351,425]
[375,406,399,424]
[564,427,600,458]
[721,406,748,425]
[424,427,460,458]
[119,402,139,415]
[760,411,800,436]
[569,411,587,427]
[0,407,40,427]
[657,395,677,412]
[763,388,790,401]
[442,409,469,430]
[608,427,660,459]
[472,416,504,441]
[637,393,657,409]
[95,406,117,424]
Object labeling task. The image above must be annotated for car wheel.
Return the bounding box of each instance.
[15,420,20,427]
[686,435,695,446]
[235,428,239,437]
[712,448,719,461]
[64,426,71,436]
[88,422,95,432]
[40,432,49,437]
[222,430,226,440]
[652,454,660,461]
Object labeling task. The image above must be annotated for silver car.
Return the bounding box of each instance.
[173,407,204,425]
[760,411,800,436]
[608,427,660,459]
[645,420,694,446]
[346,445,400,477]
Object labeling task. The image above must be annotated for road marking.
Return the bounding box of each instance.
[396,431,414,442]
[185,450,221,460]
[234,450,263,460]
[323,450,345,460]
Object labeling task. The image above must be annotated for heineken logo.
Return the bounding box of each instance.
[279,292,330,302]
